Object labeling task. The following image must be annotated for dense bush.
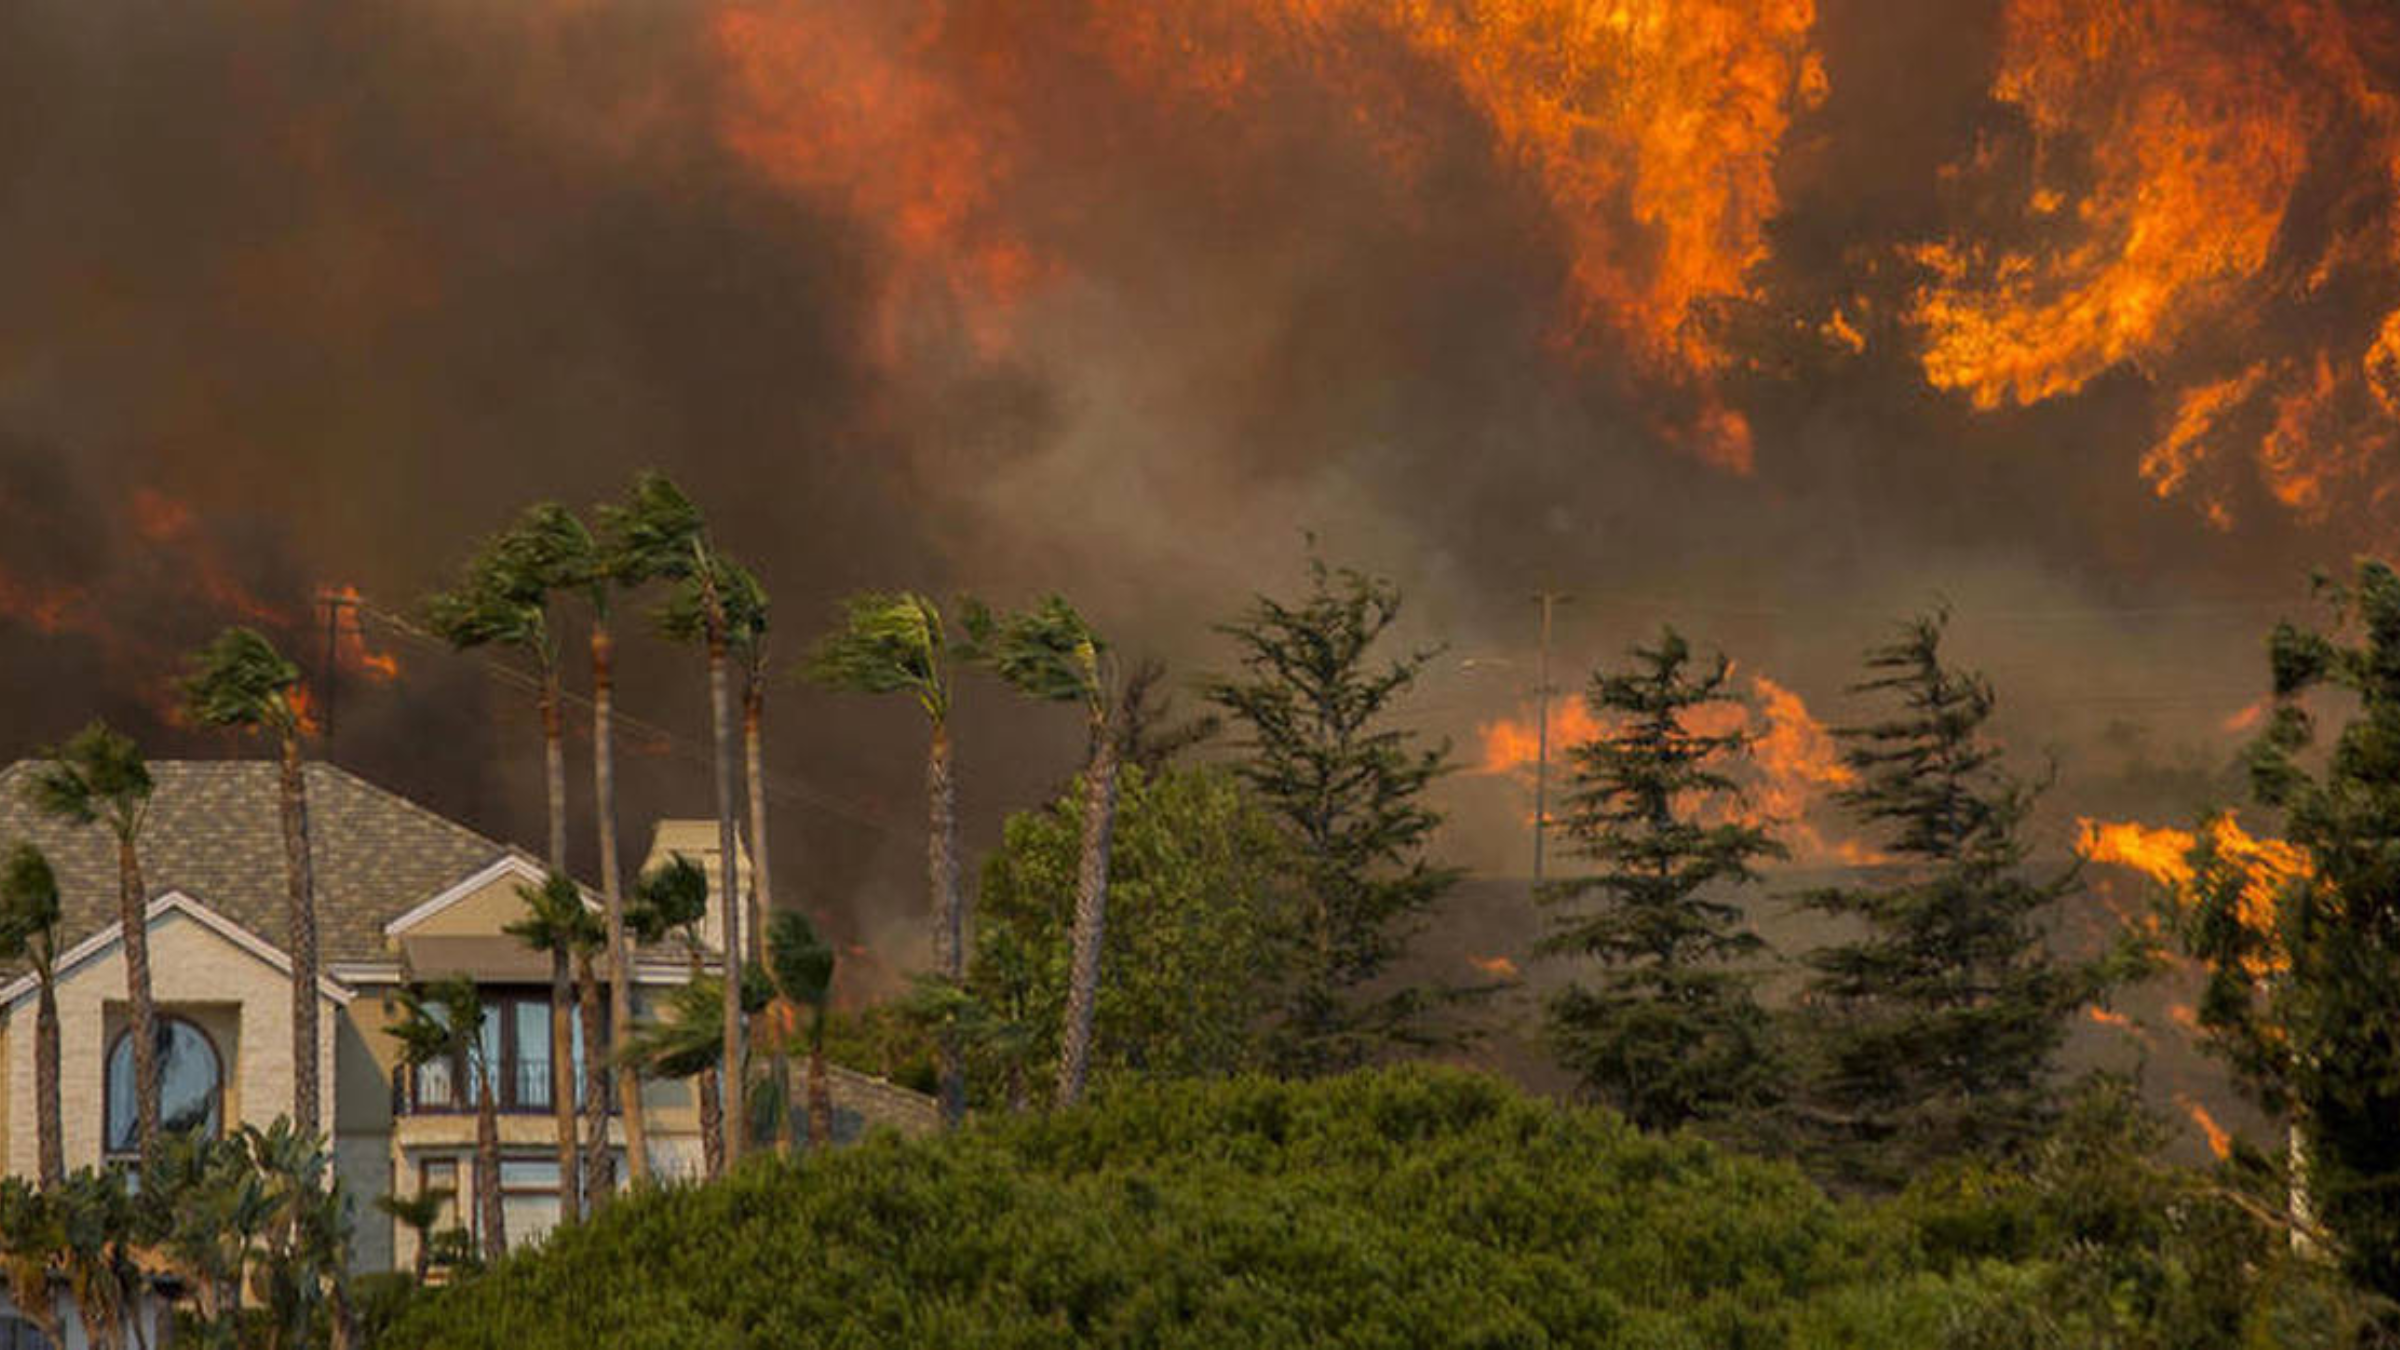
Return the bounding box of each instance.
[380,1068,2370,1349]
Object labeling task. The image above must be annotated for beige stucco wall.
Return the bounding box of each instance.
[0,904,342,1179]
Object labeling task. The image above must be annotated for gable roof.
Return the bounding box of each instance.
[0,890,353,1010]
[0,759,513,970]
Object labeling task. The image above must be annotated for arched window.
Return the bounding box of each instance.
[104,1016,222,1157]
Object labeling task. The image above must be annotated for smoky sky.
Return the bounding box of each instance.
[1,0,2390,981]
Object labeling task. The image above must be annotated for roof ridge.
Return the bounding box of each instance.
[296,758,514,857]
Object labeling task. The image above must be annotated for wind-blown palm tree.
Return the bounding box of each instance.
[182,627,324,1137]
[387,978,504,1262]
[805,591,972,1124]
[578,492,649,1183]
[374,1187,451,1285]
[423,505,581,871]
[972,596,1122,1107]
[603,472,748,1165]
[0,844,65,1187]
[26,721,158,1157]
[625,855,723,1177]
[503,872,598,1226]
[764,910,836,1149]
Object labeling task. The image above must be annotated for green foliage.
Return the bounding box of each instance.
[622,968,773,1083]
[421,502,589,665]
[0,1119,359,1350]
[1202,556,1467,1075]
[385,977,488,1078]
[628,854,711,947]
[504,872,602,959]
[765,910,835,1020]
[801,590,956,722]
[969,765,1291,1097]
[178,630,303,738]
[2207,558,2400,1305]
[379,1066,2357,1350]
[1795,611,2101,1188]
[0,842,62,972]
[25,719,154,832]
[1541,628,1785,1134]
[965,594,1106,714]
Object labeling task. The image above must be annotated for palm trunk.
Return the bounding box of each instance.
[745,677,797,1157]
[689,942,723,1182]
[594,626,648,1185]
[696,1065,725,1182]
[709,633,744,1168]
[548,949,579,1225]
[541,668,567,877]
[576,950,610,1208]
[475,1068,505,1263]
[279,730,321,1137]
[35,969,61,1189]
[118,832,160,1159]
[1055,718,1121,1108]
[806,1015,834,1149]
[927,722,963,1127]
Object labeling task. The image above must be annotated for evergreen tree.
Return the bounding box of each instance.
[1203,555,1464,1075]
[1796,610,2094,1187]
[1540,628,1783,1133]
[2207,559,2400,1304]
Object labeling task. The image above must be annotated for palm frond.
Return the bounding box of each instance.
[971,594,1105,710]
[628,854,710,944]
[801,591,948,717]
[180,629,301,734]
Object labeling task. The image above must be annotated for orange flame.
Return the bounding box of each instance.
[2077,814,2310,974]
[325,586,402,682]
[2178,1093,2234,1161]
[1912,0,2400,532]
[1467,953,1520,980]
[2085,1005,2134,1031]
[1481,673,1874,866]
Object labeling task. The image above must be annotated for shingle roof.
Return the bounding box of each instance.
[0,759,515,970]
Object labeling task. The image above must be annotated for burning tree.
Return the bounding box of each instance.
[1539,628,1785,1134]
[2207,559,2400,1306]
[1794,609,2101,1188]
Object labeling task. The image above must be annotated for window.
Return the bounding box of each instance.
[418,1156,461,1233]
[105,1016,222,1157]
[499,1157,563,1243]
[0,1314,51,1349]
[406,990,609,1115]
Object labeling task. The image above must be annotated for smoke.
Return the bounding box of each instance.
[1,0,2393,986]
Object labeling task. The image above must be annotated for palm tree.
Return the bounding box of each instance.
[804,591,971,1125]
[182,627,323,1137]
[603,471,748,1166]
[423,505,581,872]
[503,872,597,1225]
[625,855,722,1178]
[373,1188,450,1284]
[0,844,65,1187]
[387,978,504,1262]
[764,910,836,1150]
[971,596,1121,1107]
[0,1178,67,1345]
[25,721,158,1157]
[578,493,650,1184]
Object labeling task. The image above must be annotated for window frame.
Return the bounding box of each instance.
[404,986,612,1117]
[103,1013,226,1161]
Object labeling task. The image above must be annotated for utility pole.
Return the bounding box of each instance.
[1531,589,1571,888]
[317,589,356,751]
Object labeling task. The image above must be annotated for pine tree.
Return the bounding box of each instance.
[1203,555,1464,1075]
[1540,628,1783,1133]
[1796,610,2094,1187]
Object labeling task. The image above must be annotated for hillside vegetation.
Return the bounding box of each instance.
[380,1068,2358,1349]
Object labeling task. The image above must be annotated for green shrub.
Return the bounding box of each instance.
[384,1067,2187,1349]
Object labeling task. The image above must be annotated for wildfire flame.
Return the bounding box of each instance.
[1479,672,1875,865]
[325,586,403,682]
[1467,953,1521,980]
[2077,813,2310,974]
[2178,1093,2234,1161]
[1912,0,2400,532]
[2085,1004,2135,1031]
[708,0,1824,470]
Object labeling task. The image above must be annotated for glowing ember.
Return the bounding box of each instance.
[2178,1093,2234,1161]
[2085,1005,2134,1030]
[1467,953,1520,980]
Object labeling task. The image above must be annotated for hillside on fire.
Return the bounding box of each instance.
[15,0,2400,1342]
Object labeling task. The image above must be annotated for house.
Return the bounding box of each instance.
[0,759,934,1295]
